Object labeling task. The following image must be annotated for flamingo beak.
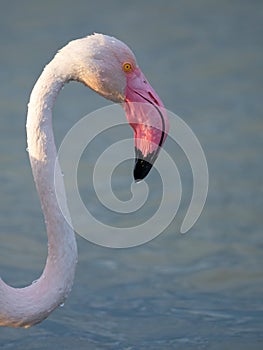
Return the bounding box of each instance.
[124,68,169,181]
[133,146,159,182]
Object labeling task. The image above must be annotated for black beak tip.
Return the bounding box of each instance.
[133,158,153,182]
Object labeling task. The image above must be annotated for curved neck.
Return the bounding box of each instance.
[0,57,78,327]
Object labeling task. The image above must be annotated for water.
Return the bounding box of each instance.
[0,0,262,349]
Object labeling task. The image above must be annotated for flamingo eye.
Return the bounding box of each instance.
[122,62,132,72]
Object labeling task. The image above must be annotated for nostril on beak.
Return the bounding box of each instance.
[148,91,159,105]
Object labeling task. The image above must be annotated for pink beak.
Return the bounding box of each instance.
[123,67,169,181]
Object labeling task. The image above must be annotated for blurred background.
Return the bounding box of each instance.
[0,0,262,349]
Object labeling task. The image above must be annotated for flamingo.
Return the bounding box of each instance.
[0,33,169,328]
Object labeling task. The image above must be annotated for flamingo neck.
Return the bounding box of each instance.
[0,56,78,327]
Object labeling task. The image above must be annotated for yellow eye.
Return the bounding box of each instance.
[122,62,132,72]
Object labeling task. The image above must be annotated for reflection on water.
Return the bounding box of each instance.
[0,0,262,349]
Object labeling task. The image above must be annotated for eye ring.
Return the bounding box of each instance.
[122,62,132,72]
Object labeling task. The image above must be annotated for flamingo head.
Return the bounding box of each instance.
[64,33,169,181]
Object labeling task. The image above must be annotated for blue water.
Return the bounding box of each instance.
[0,0,263,349]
